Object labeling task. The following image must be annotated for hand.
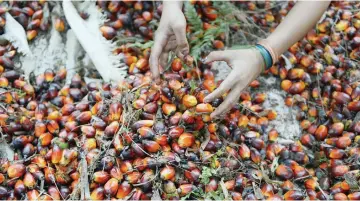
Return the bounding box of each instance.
[150,2,189,83]
[203,48,265,119]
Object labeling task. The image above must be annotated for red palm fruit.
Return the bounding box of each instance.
[178,133,195,148]
[109,102,122,121]
[113,134,124,153]
[143,140,160,153]
[281,180,294,192]
[331,165,349,177]
[213,40,224,49]
[23,172,36,189]
[168,126,184,139]
[14,179,26,196]
[334,193,348,200]
[332,91,351,104]
[110,167,123,181]
[293,165,308,178]
[44,167,56,183]
[116,181,132,199]
[48,186,61,200]
[93,171,110,184]
[104,121,120,137]
[184,168,201,182]
[328,122,344,136]
[31,156,46,168]
[100,26,116,40]
[76,111,92,124]
[205,178,218,192]
[51,145,62,164]
[276,165,293,180]
[281,80,292,92]
[304,178,317,190]
[132,120,154,130]
[91,187,104,200]
[0,173,3,184]
[178,184,194,197]
[195,103,213,113]
[315,125,328,141]
[7,163,25,178]
[27,189,40,201]
[268,129,278,142]
[155,135,168,146]
[288,68,305,80]
[135,58,149,72]
[336,136,351,149]
[182,110,195,124]
[81,125,95,138]
[0,77,8,87]
[120,161,133,173]
[203,79,216,92]
[238,143,250,160]
[138,127,155,140]
[34,121,46,137]
[126,171,141,184]
[250,148,261,164]
[171,58,182,72]
[27,30,37,41]
[160,166,175,180]
[169,112,182,125]
[348,101,360,111]
[143,102,158,114]
[55,18,65,32]
[289,81,306,94]
[254,93,266,103]
[162,103,176,116]
[328,149,345,159]
[47,120,60,134]
[182,95,198,108]
[284,190,304,200]
[348,192,360,200]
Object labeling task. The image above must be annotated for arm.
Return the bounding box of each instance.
[266,1,331,58]
[203,1,331,118]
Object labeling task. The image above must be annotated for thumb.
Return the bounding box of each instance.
[203,51,231,64]
[173,24,189,60]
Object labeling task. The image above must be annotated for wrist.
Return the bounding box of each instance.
[250,48,265,75]
[163,1,183,10]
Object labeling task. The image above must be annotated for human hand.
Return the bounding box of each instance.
[203,48,265,118]
[149,2,189,83]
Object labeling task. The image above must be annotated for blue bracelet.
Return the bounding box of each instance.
[255,44,273,71]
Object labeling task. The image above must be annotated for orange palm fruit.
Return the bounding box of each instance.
[116,181,132,199]
[162,103,176,116]
[126,171,141,184]
[46,120,59,134]
[27,189,40,201]
[178,184,194,197]
[100,26,116,40]
[315,125,328,141]
[91,187,105,200]
[336,136,351,149]
[160,166,175,180]
[348,101,360,111]
[276,165,293,180]
[195,103,213,113]
[182,95,198,108]
[55,18,65,32]
[7,163,25,178]
[24,172,36,189]
[27,30,37,41]
[331,165,349,177]
[14,179,26,195]
[83,138,97,151]
[178,133,195,148]
[284,190,304,200]
[104,121,120,137]
[132,120,154,130]
[171,58,182,72]
[76,111,92,124]
[238,143,250,159]
[289,81,306,94]
[51,144,62,164]
[142,140,160,153]
[93,171,110,184]
[213,40,224,49]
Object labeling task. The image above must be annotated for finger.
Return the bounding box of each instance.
[203,51,231,64]
[164,35,177,52]
[159,52,169,69]
[210,83,244,119]
[150,31,168,83]
[203,70,239,103]
[173,23,189,60]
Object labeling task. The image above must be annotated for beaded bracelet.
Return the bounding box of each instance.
[255,44,273,71]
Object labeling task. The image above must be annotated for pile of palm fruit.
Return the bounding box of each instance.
[0,1,359,200]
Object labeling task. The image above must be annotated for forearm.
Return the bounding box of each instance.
[265,1,331,57]
[163,1,183,10]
